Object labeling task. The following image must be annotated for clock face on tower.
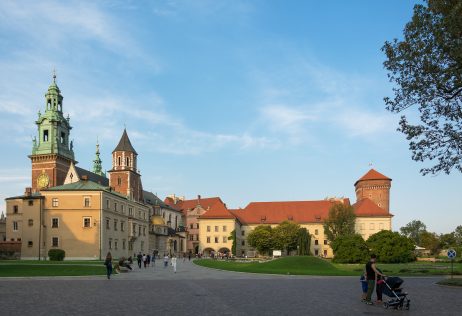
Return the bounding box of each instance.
[37,171,50,189]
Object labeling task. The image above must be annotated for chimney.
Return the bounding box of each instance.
[197,194,201,204]
[24,187,32,197]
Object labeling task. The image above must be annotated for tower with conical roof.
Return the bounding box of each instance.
[29,73,75,191]
[107,129,143,202]
[354,169,392,212]
[92,140,104,176]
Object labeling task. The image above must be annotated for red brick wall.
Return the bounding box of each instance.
[355,179,391,212]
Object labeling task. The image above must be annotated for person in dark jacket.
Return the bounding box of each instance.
[365,254,386,305]
[104,252,113,279]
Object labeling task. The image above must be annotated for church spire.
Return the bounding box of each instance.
[92,139,104,176]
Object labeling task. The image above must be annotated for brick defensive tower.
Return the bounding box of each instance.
[354,169,391,212]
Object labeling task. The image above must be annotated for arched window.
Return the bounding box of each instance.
[126,157,130,167]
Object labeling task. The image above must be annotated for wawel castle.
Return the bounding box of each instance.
[2,76,393,260]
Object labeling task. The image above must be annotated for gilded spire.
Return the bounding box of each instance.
[92,139,104,176]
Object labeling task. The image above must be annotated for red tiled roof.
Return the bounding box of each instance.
[231,199,351,225]
[164,196,227,216]
[355,169,391,186]
[199,202,235,219]
[353,198,392,217]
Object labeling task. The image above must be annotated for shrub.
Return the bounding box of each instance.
[367,230,415,263]
[48,249,65,261]
[331,234,370,263]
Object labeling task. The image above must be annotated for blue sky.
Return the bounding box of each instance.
[0,0,460,234]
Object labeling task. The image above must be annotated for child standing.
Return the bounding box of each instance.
[360,270,368,301]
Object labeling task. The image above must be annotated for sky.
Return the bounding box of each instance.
[0,0,460,234]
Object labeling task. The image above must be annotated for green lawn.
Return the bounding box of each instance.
[194,256,462,277]
[436,278,462,287]
[0,260,104,265]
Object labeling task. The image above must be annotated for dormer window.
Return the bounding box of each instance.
[260,215,266,223]
[43,130,49,142]
[60,132,65,144]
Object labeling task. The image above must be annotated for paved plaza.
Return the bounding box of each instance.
[0,260,461,315]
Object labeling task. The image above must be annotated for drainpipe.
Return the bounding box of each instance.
[99,191,102,260]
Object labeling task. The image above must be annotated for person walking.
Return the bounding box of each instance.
[137,252,142,269]
[163,254,169,268]
[143,254,147,268]
[147,254,151,267]
[171,255,177,273]
[365,254,386,305]
[183,252,186,262]
[104,252,113,279]
[152,251,156,267]
[188,251,191,261]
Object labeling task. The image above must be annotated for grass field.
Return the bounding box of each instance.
[194,256,462,277]
[0,260,107,277]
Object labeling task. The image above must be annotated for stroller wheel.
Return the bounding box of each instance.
[383,302,389,309]
[405,301,410,310]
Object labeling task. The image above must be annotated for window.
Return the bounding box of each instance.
[314,249,319,256]
[190,223,194,229]
[52,237,59,247]
[109,239,112,250]
[196,223,199,229]
[189,235,194,241]
[223,226,227,232]
[43,129,49,142]
[370,223,375,230]
[241,240,245,246]
[83,217,91,228]
[13,205,18,213]
[106,199,110,209]
[28,200,34,206]
[114,240,118,250]
[323,250,328,257]
[324,240,328,245]
[223,236,227,243]
[126,157,130,166]
[118,156,121,166]
[114,202,117,212]
[52,198,59,207]
[60,132,65,144]
[117,177,121,186]
[28,241,33,247]
[214,226,219,232]
[129,207,133,216]
[207,226,211,232]
[52,218,59,228]
[206,237,211,243]
[84,197,90,207]
[114,219,118,231]
[241,230,245,236]
[106,218,110,230]
[121,205,125,214]
[133,223,136,233]
[122,239,126,250]
[13,221,18,231]
[315,229,319,235]
[314,240,319,245]
[214,237,219,243]
[28,219,33,226]
[138,226,141,236]
[143,227,146,236]
[121,221,125,232]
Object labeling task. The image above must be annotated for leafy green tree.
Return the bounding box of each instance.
[297,228,311,255]
[272,221,300,254]
[323,203,356,243]
[439,232,457,249]
[382,0,462,175]
[228,230,237,255]
[247,225,274,255]
[454,225,462,246]
[367,230,415,263]
[331,234,370,263]
[400,220,427,246]
[419,231,441,255]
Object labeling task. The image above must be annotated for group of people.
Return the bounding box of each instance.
[361,254,386,305]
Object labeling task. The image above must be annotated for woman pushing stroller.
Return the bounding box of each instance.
[364,254,386,305]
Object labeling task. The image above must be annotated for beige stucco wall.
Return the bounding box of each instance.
[198,218,236,255]
[355,216,392,240]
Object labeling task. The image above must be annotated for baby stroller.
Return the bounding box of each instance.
[382,277,410,310]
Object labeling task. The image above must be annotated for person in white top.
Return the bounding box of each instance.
[171,255,177,273]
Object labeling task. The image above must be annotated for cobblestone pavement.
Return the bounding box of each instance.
[0,260,461,316]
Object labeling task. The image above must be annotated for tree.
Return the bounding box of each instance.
[454,225,462,246]
[400,220,427,246]
[419,231,441,255]
[323,203,356,243]
[367,230,415,263]
[297,228,311,255]
[331,234,370,263]
[272,221,300,254]
[247,225,274,255]
[382,0,462,175]
[228,230,237,255]
[439,232,456,249]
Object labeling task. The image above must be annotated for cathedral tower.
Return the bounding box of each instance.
[92,140,104,176]
[29,73,75,191]
[354,169,391,212]
[107,129,143,202]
